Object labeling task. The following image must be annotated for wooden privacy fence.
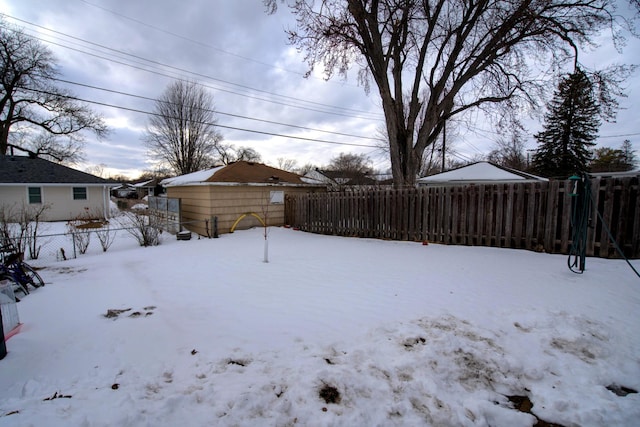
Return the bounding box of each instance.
[285,176,640,259]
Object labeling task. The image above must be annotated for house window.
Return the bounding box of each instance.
[28,187,42,204]
[73,187,88,200]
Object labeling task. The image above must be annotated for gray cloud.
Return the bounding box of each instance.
[4,0,639,178]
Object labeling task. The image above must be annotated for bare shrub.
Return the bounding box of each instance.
[0,204,21,249]
[25,204,49,259]
[66,208,113,255]
[67,221,91,255]
[0,203,50,259]
[95,224,116,252]
[121,212,161,247]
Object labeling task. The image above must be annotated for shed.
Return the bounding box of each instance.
[417,161,547,185]
[161,161,322,236]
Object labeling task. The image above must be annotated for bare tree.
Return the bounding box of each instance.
[212,142,235,166]
[327,152,373,174]
[137,166,173,181]
[0,19,107,157]
[296,162,318,175]
[233,146,262,163]
[85,163,107,178]
[487,125,528,171]
[487,138,528,171]
[420,139,461,176]
[145,80,223,175]
[266,0,636,186]
[8,131,86,164]
[27,133,86,164]
[212,143,262,165]
[276,157,298,172]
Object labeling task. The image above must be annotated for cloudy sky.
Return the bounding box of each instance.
[2,0,639,178]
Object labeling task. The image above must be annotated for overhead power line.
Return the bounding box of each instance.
[52,77,386,142]
[26,29,380,120]
[21,86,380,149]
[598,132,640,139]
[3,13,383,121]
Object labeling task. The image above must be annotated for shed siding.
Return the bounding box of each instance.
[167,185,316,236]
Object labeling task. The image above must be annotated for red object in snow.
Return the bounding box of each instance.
[5,323,23,341]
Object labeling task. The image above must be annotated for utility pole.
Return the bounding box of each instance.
[526,149,536,168]
[441,119,446,173]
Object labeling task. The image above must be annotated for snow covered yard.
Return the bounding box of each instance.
[0,226,638,426]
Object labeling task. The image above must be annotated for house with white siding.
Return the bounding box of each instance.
[0,155,115,221]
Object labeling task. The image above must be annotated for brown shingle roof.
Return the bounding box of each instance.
[207,161,304,184]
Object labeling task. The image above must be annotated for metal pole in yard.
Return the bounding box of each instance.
[72,233,77,259]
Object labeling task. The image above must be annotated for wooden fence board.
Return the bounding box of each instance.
[525,185,535,249]
[560,183,572,254]
[632,179,640,257]
[468,186,477,245]
[514,184,525,249]
[504,185,515,247]
[633,179,640,256]
[600,179,615,257]
[586,178,600,256]
[544,181,559,252]
[617,181,630,256]
[285,177,640,259]
[495,185,505,247]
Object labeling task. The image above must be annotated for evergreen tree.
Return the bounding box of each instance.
[532,69,600,178]
[621,139,638,170]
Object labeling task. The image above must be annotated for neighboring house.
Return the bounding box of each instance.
[589,170,640,179]
[303,168,385,186]
[133,178,162,199]
[110,183,138,199]
[161,161,323,236]
[417,161,548,186]
[0,155,116,221]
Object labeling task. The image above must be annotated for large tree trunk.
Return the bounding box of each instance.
[381,91,424,187]
[271,0,627,187]
[0,124,9,155]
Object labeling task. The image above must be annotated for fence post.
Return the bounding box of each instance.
[72,233,77,259]
[213,216,219,238]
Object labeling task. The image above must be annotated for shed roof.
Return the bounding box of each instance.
[133,178,160,188]
[0,155,115,185]
[161,161,307,187]
[417,161,547,184]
